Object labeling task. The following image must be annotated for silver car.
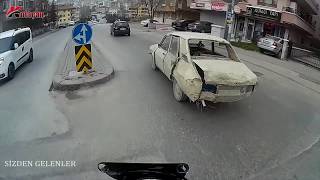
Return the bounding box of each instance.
[257,35,283,58]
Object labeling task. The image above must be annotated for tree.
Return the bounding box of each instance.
[48,0,57,23]
[144,0,162,20]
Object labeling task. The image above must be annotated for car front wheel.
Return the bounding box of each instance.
[7,63,15,80]
[151,53,158,70]
[173,79,187,102]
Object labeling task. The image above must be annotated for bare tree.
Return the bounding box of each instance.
[144,0,162,20]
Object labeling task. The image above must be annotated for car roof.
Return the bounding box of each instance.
[0,30,15,39]
[0,28,31,39]
[168,32,230,44]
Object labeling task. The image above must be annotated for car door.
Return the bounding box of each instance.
[163,36,179,79]
[154,35,171,73]
[23,31,31,62]
[12,33,24,67]
[19,31,29,63]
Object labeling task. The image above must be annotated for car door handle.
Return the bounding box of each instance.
[22,46,24,51]
[162,52,166,55]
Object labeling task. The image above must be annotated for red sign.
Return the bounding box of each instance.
[6,4,44,19]
[212,1,226,11]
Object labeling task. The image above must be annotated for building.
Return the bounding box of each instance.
[154,0,200,24]
[232,0,319,48]
[190,0,227,26]
[57,5,76,26]
[128,5,149,18]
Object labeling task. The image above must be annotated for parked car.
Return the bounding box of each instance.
[149,32,257,104]
[141,19,159,27]
[172,19,196,31]
[110,21,131,36]
[68,21,75,26]
[257,35,283,58]
[58,23,67,28]
[0,28,33,80]
[188,21,212,33]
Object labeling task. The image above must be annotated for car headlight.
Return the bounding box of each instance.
[0,57,4,65]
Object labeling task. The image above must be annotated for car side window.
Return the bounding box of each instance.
[159,35,171,51]
[168,36,179,56]
[13,33,23,46]
[24,31,30,42]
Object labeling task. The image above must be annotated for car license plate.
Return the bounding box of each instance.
[120,28,126,30]
[218,89,241,96]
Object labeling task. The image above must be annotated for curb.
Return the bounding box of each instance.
[51,40,114,91]
[52,69,114,91]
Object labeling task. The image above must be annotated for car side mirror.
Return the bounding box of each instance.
[14,43,19,49]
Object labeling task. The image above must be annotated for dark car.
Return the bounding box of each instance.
[110,21,130,36]
[188,21,212,33]
[172,19,196,31]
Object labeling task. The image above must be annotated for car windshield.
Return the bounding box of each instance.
[0,37,13,53]
[188,39,235,60]
[266,35,281,41]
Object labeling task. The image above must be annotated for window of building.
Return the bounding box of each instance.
[258,0,277,7]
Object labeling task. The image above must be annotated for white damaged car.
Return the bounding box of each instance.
[149,32,257,104]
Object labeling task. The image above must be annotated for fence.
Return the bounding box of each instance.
[291,47,320,69]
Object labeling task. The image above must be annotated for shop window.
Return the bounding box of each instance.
[258,0,277,7]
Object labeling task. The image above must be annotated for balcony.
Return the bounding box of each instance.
[281,10,315,35]
[295,0,318,14]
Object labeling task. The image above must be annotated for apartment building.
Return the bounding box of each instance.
[154,0,200,23]
[190,0,228,26]
[233,0,319,47]
[57,5,76,26]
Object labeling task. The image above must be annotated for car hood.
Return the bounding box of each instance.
[0,50,11,59]
[193,59,257,86]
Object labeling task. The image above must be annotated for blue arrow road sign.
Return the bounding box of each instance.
[72,23,92,45]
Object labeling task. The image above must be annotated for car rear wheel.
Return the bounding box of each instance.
[27,49,33,63]
[173,79,187,102]
[7,63,15,80]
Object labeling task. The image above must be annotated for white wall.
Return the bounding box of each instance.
[200,10,225,26]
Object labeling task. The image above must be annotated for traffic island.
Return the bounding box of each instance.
[52,40,114,91]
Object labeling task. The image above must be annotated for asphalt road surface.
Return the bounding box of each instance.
[0,24,319,180]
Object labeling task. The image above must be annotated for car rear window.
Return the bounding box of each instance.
[188,39,235,61]
[116,22,129,26]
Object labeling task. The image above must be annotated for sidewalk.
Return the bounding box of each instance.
[52,39,114,90]
[234,47,320,94]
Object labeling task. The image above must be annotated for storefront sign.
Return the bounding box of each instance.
[246,7,281,21]
[6,4,45,19]
[190,0,212,10]
[212,1,227,11]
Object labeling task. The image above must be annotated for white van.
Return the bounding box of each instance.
[0,28,33,80]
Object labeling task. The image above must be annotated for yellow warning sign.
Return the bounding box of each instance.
[75,44,92,72]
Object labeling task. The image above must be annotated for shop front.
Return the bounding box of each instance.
[233,6,284,42]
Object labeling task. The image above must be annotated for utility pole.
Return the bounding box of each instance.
[227,0,235,41]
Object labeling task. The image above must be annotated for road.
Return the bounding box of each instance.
[0,24,320,180]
